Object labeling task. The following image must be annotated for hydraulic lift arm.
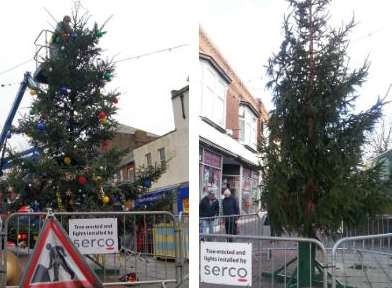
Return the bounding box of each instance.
[0,72,39,174]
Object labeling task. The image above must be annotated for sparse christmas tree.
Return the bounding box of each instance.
[260,0,392,285]
[6,10,164,212]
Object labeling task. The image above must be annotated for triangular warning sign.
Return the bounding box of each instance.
[19,216,103,288]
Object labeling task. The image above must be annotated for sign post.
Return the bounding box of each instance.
[200,241,252,286]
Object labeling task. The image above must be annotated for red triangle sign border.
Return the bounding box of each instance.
[19,216,103,288]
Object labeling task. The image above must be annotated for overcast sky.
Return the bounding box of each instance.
[200,0,392,116]
[0,0,190,151]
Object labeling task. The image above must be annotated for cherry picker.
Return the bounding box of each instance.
[0,30,53,175]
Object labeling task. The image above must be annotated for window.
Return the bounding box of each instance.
[241,168,259,214]
[200,61,228,127]
[145,153,152,167]
[127,167,135,182]
[158,147,166,168]
[239,105,258,149]
[200,149,222,200]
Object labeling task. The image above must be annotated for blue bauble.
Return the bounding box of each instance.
[6,131,11,138]
[59,86,70,96]
[37,122,46,131]
[70,32,77,38]
[143,178,151,188]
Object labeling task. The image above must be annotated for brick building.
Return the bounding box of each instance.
[199,28,268,213]
[110,124,157,184]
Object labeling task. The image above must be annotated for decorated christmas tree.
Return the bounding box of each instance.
[6,11,164,212]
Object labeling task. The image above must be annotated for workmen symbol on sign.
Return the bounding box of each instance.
[46,243,76,282]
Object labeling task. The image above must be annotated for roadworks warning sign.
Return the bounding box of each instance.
[19,216,103,288]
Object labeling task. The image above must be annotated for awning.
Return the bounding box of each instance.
[134,184,178,208]
[199,118,260,166]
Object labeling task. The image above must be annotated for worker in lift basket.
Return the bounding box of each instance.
[50,16,73,59]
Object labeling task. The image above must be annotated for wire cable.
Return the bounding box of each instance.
[114,44,188,64]
[0,43,187,81]
[0,58,34,77]
[0,81,19,88]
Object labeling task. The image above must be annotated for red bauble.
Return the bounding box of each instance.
[98,111,107,119]
[306,201,315,213]
[78,176,87,186]
[112,97,118,104]
[101,139,110,149]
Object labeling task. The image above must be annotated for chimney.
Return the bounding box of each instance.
[171,86,189,130]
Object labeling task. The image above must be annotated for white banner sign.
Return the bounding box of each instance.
[200,241,252,286]
[69,218,118,255]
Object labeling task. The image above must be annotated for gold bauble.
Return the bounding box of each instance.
[5,251,21,285]
[99,117,108,125]
[92,175,102,183]
[102,195,110,205]
[29,90,37,96]
[64,156,71,165]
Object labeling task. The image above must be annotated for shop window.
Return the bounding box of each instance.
[241,167,259,214]
[200,149,223,200]
[201,166,221,199]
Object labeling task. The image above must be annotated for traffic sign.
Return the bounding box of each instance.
[19,215,103,288]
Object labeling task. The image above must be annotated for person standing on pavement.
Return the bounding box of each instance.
[199,190,219,236]
[222,184,240,241]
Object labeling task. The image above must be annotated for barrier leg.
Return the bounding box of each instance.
[175,223,184,284]
[298,241,315,287]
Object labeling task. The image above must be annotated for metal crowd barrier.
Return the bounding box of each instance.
[200,213,392,245]
[199,214,392,287]
[340,215,392,238]
[177,213,189,260]
[331,233,392,288]
[200,213,270,237]
[200,233,328,288]
[0,211,188,287]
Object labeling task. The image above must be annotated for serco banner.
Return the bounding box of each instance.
[68,218,118,255]
[200,241,252,286]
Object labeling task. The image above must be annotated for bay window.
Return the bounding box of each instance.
[200,60,228,128]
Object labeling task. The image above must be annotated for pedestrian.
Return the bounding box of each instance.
[222,184,239,242]
[199,190,219,237]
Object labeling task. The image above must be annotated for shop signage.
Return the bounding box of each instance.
[203,150,222,168]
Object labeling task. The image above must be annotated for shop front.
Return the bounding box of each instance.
[199,145,260,214]
[134,183,189,214]
[199,148,222,200]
